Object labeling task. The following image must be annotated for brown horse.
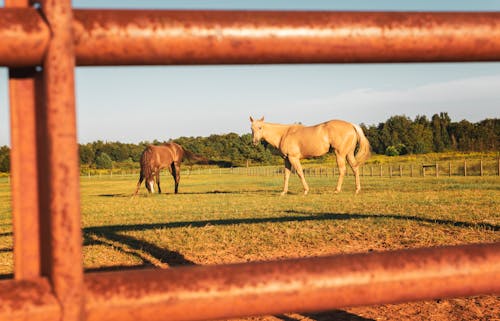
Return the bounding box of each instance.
[133,142,207,196]
[250,116,371,195]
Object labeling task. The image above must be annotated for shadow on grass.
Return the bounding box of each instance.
[2,211,497,293]
[84,211,499,236]
[83,230,195,272]
[277,310,375,321]
[99,189,274,197]
[79,209,497,275]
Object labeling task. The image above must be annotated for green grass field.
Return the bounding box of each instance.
[1,172,498,273]
[0,172,499,320]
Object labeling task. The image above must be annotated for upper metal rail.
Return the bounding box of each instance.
[1,9,500,67]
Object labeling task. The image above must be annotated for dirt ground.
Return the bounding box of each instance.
[233,296,500,321]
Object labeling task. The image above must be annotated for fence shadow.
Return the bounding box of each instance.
[277,310,375,321]
[2,211,497,284]
[83,229,195,272]
[84,210,499,236]
[284,210,500,232]
[82,222,373,321]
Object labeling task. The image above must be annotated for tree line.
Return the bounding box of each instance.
[0,113,498,172]
[362,113,498,155]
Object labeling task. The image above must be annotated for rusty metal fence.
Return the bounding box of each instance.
[1,1,499,321]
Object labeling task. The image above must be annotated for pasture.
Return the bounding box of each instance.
[0,172,499,320]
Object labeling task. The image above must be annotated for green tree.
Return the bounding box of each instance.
[431,113,452,152]
[0,146,10,172]
[385,145,399,156]
[79,144,95,165]
[95,152,113,169]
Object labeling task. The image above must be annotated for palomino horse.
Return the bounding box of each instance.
[250,117,371,195]
[133,142,207,195]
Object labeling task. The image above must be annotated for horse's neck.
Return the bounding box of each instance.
[263,123,290,148]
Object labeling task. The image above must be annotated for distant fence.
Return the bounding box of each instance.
[76,158,500,178]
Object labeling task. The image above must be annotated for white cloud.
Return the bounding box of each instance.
[298,74,500,125]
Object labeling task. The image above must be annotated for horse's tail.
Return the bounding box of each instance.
[182,148,209,165]
[139,146,154,192]
[353,124,371,166]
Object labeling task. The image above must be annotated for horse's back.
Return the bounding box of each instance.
[282,124,330,158]
[281,120,358,158]
[148,143,182,167]
[323,120,359,151]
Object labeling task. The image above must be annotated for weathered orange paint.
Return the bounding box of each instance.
[6,0,42,282]
[82,243,500,321]
[72,10,500,65]
[2,10,500,67]
[37,1,85,320]
[0,277,61,321]
[0,8,49,67]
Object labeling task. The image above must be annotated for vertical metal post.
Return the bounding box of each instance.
[436,163,439,177]
[464,160,467,176]
[38,0,84,320]
[480,159,483,176]
[449,162,452,177]
[7,0,41,280]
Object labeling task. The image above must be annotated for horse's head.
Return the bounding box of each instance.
[249,116,265,145]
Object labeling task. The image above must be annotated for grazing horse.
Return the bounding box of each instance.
[133,142,207,196]
[250,116,371,195]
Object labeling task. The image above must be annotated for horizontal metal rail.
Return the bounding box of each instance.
[0,8,49,67]
[0,277,60,321]
[1,9,500,67]
[1,242,499,321]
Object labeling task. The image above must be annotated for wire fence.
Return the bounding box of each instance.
[73,158,500,179]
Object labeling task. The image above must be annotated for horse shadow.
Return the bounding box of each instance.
[98,189,274,198]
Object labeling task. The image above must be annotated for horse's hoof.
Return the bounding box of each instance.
[334,190,341,194]
[303,190,309,196]
[280,191,287,196]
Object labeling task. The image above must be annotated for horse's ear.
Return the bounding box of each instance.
[260,116,265,121]
[249,116,254,122]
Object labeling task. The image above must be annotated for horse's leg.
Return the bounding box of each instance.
[288,157,309,195]
[156,172,161,194]
[334,152,347,193]
[133,172,144,196]
[171,162,181,194]
[347,152,361,194]
[281,158,292,196]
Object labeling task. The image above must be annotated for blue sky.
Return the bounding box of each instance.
[1,1,500,145]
